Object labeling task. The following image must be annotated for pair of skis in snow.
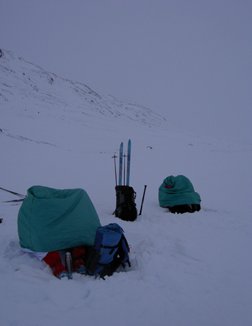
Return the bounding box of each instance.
[113,139,147,217]
[113,139,132,186]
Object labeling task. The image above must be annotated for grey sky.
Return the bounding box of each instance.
[1,0,251,140]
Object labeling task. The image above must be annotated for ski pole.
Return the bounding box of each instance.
[0,186,25,198]
[123,154,126,185]
[118,142,123,185]
[139,185,147,216]
[2,198,24,203]
[112,154,118,186]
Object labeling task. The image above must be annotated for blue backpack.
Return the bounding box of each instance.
[85,223,131,279]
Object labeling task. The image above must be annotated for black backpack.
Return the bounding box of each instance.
[114,185,138,221]
[85,223,131,279]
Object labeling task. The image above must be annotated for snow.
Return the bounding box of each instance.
[1,49,252,326]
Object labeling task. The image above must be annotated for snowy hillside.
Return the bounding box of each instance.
[0,49,166,129]
[1,49,252,326]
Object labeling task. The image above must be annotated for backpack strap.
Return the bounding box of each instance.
[117,235,130,267]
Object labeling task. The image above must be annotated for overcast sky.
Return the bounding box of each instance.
[1,0,251,140]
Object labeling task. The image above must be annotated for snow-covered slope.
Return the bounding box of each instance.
[1,49,252,326]
[1,49,166,129]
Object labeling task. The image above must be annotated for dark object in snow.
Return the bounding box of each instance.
[0,218,3,223]
[114,185,138,221]
[139,185,147,216]
[168,204,201,214]
[0,49,3,58]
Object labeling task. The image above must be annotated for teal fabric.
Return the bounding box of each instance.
[159,175,201,208]
[18,186,101,252]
